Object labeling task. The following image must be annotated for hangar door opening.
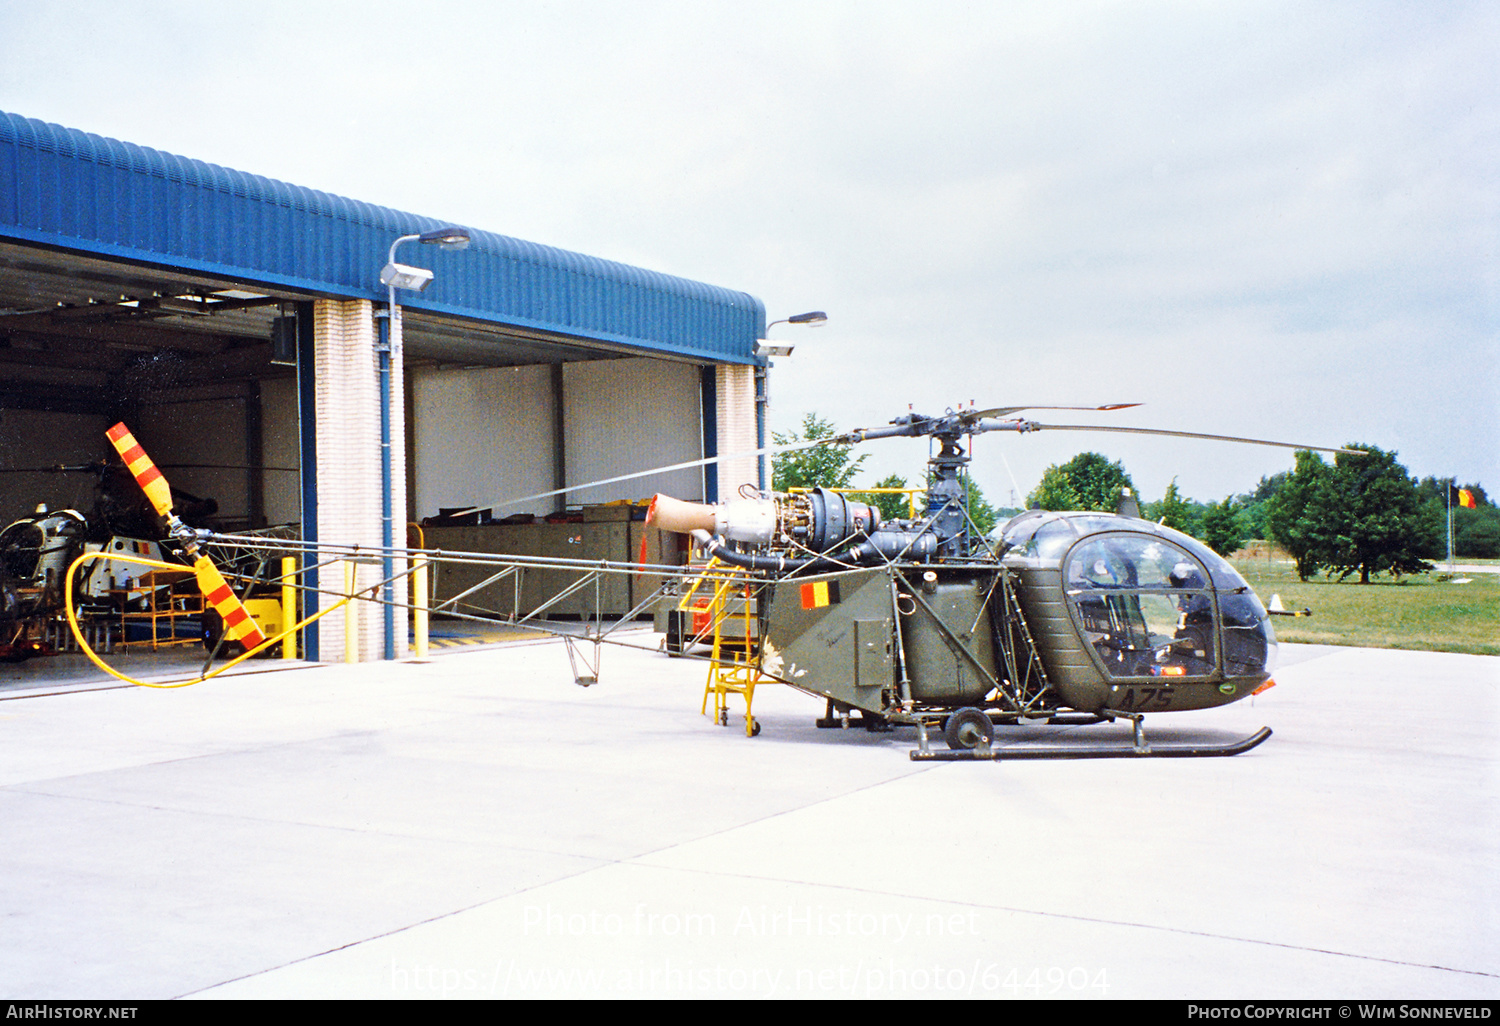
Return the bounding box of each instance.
[408,352,707,622]
[0,254,304,538]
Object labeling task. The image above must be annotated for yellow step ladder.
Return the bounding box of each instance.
[690,563,767,737]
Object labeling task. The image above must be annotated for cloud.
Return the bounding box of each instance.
[1,0,1494,502]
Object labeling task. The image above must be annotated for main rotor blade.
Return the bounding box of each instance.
[968,402,1141,420]
[458,438,834,516]
[837,403,1142,440]
[1011,422,1360,455]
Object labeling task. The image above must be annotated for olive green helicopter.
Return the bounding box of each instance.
[645,404,1354,760]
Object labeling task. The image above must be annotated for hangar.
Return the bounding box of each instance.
[0,111,766,662]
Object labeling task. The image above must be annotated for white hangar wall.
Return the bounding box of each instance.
[135,396,250,526]
[0,395,300,533]
[409,358,711,519]
[131,381,302,532]
[562,359,704,507]
[409,363,558,519]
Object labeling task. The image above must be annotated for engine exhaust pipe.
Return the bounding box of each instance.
[646,493,776,545]
[645,493,718,535]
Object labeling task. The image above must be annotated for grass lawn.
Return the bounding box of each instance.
[1230,557,1500,657]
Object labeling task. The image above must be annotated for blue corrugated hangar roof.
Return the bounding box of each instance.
[0,111,764,365]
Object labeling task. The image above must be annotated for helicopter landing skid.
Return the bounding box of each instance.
[908,713,1273,762]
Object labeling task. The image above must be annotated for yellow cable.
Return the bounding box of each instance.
[64,551,351,689]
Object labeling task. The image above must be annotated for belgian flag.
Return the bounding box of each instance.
[799,580,841,610]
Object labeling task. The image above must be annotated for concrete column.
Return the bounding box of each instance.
[715,364,758,498]
[313,298,382,662]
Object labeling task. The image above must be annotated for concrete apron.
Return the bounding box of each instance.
[0,635,1495,999]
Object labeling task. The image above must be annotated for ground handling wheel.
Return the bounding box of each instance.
[944,708,994,751]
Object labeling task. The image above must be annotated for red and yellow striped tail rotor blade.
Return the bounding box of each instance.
[105,423,174,519]
[194,555,267,651]
[106,423,265,651]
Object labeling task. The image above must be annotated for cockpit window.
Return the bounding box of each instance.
[1064,533,1218,680]
[0,523,44,580]
[993,511,1061,560]
[1220,591,1276,676]
[1030,519,1078,561]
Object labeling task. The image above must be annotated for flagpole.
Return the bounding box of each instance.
[1447,477,1454,572]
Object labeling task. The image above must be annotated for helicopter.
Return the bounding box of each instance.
[0,459,185,660]
[641,404,1356,760]
[74,407,1352,760]
[0,455,233,660]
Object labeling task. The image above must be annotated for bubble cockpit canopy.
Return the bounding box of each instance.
[994,511,1276,682]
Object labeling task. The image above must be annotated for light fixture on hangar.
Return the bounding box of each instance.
[379,227,472,292]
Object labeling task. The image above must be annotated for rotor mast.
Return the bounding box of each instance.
[835,409,985,558]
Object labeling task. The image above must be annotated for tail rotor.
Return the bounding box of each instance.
[105,423,267,652]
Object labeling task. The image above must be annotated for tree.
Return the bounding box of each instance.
[1146,478,1195,533]
[771,413,866,492]
[1264,450,1335,581]
[1199,497,1246,556]
[861,473,912,523]
[1244,472,1289,504]
[1028,452,1135,512]
[1454,506,1500,558]
[1290,444,1440,582]
[1232,472,1285,541]
[1317,445,1439,584]
[1027,466,1081,511]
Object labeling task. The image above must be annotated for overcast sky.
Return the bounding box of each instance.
[3,1,1495,508]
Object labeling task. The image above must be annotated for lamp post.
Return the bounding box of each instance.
[378,227,470,659]
[754,310,825,490]
[762,309,827,339]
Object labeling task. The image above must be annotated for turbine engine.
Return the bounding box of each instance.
[646,487,937,571]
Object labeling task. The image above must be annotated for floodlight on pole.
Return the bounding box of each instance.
[379,263,434,291]
[376,225,470,660]
[380,227,469,293]
[754,310,827,490]
[754,342,795,358]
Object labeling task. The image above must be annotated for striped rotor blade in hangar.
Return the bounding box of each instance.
[106,422,267,652]
[105,422,174,519]
[193,554,267,650]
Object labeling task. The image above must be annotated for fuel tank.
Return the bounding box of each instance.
[895,569,998,706]
[757,564,1002,713]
